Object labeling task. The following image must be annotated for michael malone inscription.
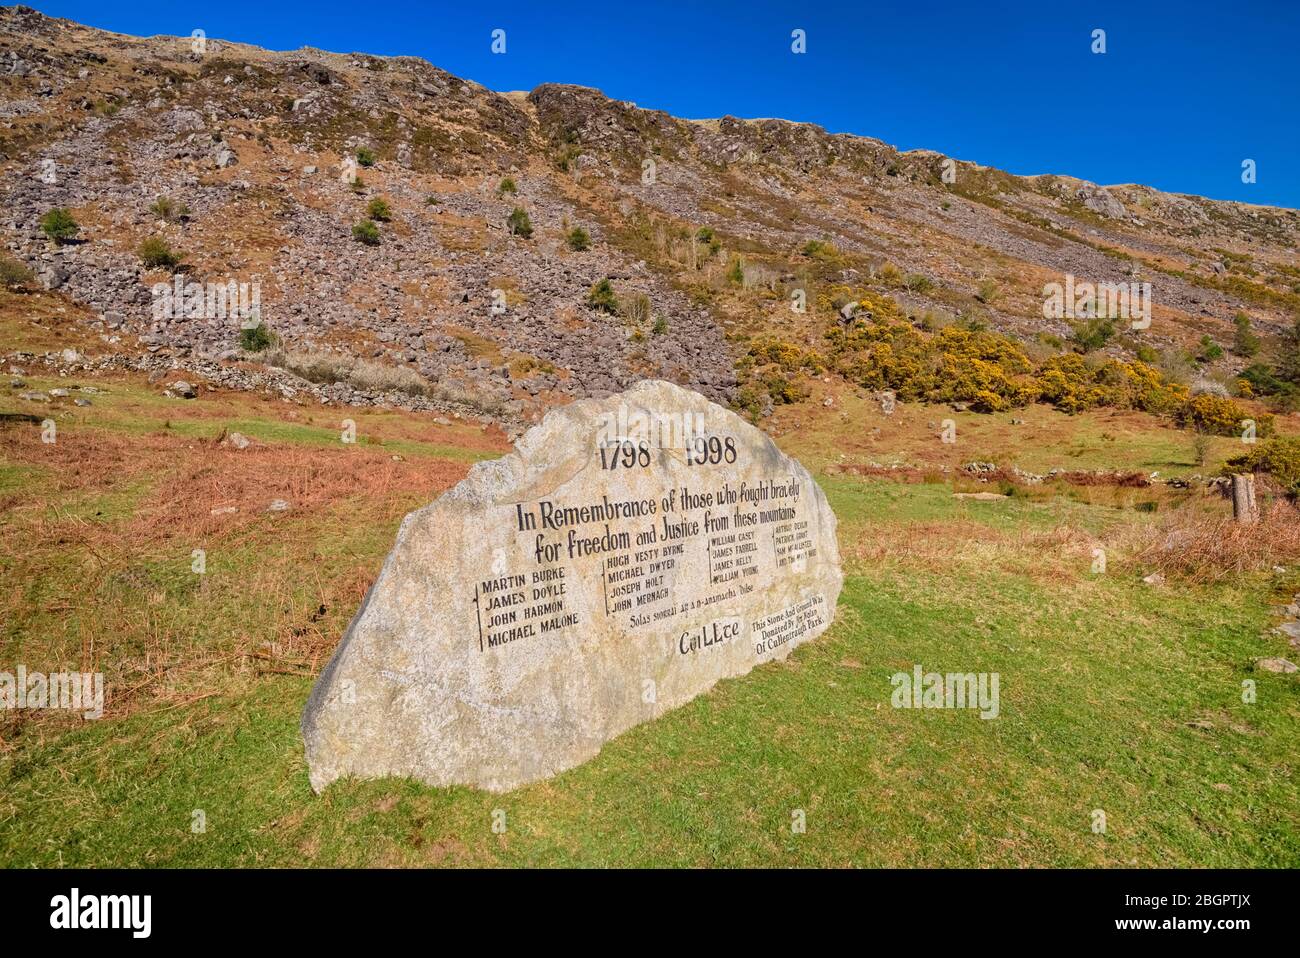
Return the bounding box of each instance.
[302,380,843,792]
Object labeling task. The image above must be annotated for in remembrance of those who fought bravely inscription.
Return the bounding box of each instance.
[302,380,843,792]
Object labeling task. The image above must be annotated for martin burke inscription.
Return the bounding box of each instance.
[302,380,842,792]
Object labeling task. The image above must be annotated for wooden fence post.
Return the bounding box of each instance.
[1231,473,1259,525]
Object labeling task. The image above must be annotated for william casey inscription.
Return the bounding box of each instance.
[302,380,843,792]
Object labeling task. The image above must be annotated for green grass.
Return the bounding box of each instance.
[3,465,1296,866]
[2,383,1297,867]
[0,461,46,497]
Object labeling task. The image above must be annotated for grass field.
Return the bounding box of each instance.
[2,373,1298,867]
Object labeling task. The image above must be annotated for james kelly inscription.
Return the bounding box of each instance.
[302,380,843,792]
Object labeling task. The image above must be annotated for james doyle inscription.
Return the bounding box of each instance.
[302,380,843,792]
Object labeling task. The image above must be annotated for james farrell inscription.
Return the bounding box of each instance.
[302,380,843,792]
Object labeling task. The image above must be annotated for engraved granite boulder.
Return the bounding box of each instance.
[302,380,843,792]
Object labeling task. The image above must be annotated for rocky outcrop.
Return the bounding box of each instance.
[2,5,1298,425]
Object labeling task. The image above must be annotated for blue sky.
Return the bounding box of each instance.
[25,0,1300,208]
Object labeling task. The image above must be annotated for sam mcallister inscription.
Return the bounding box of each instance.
[303,381,842,792]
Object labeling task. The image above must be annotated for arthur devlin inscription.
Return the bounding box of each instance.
[302,380,843,792]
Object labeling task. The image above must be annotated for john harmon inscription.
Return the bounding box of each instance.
[302,380,843,792]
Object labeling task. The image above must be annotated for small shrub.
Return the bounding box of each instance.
[0,256,34,290]
[1277,317,1300,386]
[694,226,721,255]
[355,147,376,168]
[148,196,189,222]
[352,220,381,245]
[975,277,1001,305]
[366,197,392,222]
[1196,335,1224,364]
[506,207,533,238]
[553,144,581,172]
[622,293,651,326]
[801,239,840,262]
[39,208,79,245]
[732,384,768,421]
[586,278,619,314]
[510,355,557,378]
[497,177,517,195]
[138,236,182,270]
[725,255,745,286]
[1070,316,1116,353]
[652,316,669,336]
[903,273,934,294]
[565,227,590,251]
[762,373,808,405]
[424,194,439,206]
[239,322,274,352]
[1175,392,1272,437]
[1238,363,1298,405]
[1224,436,1300,493]
[1231,312,1261,358]
[1157,348,1195,385]
[1192,431,1212,467]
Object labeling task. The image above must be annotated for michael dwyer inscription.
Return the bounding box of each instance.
[302,380,843,792]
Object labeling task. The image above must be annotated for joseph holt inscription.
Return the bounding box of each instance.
[302,380,842,792]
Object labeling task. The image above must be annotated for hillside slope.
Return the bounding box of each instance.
[2,5,1298,424]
